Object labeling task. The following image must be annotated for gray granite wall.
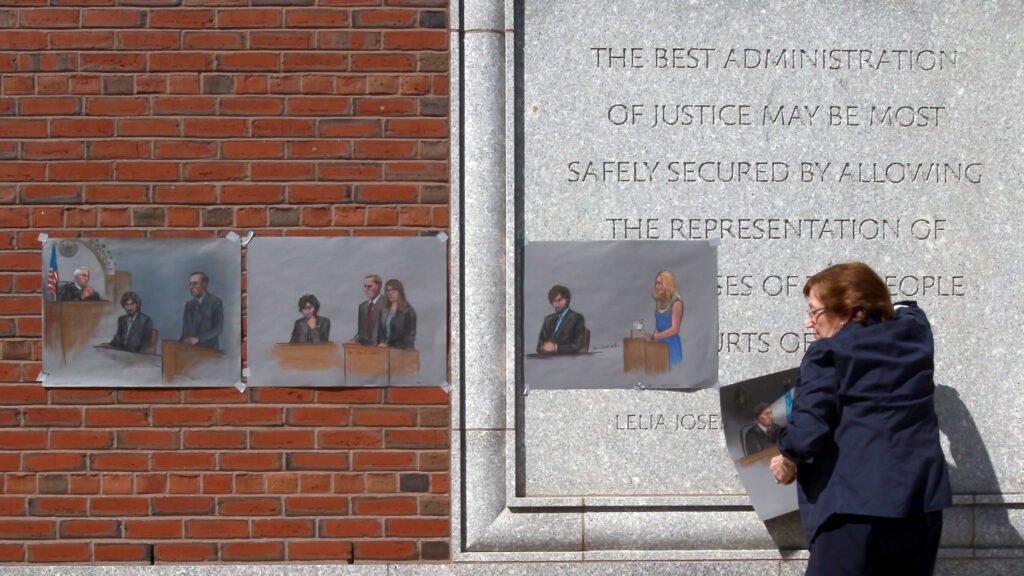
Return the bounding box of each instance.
[450,0,1024,571]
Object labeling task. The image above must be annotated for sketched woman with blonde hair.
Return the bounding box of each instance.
[645,270,683,367]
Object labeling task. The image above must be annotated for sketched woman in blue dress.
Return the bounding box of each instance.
[645,270,683,367]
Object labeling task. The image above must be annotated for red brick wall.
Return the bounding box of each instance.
[0,0,450,564]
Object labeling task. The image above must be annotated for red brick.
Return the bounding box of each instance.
[356,97,416,116]
[183,32,244,50]
[217,53,279,72]
[0,31,46,50]
[0,120,48,138]
[352,54,416,72]
[124,519,182,539]
[383,30,448,50]
[320,518,381,538]
[155,140,217,159]
[220,452,281,471]
[387,118,449,137]
[286,97,352,116]
[85,97,149,116]
[354,9,416,27]
[320,119,381,137]
[286,452,349,471]
[251,162,314,181]
[287,184,350,204]
[217,406,282,425]
[117,118,180,136]
[89,453,147,472]
[83,9,146,28]
[117,31,181,50]
[252,119,316,137]
[80,53,146,72]
[0,544,23,562]
[286,9,350,28]
[94,544,151,562]
[0,163,46,182]
[27,543,90,563]
[90,497,149,517]
[287,541,352,562]
[352,407,416,426]
[250,32,314,50]
[318,429,382,449]
[318,388,383,403]
[285,407,350,426]
[153,543,217,562]
[250,430,315,450]
[84,185,148,203]
[389,386,450,404]
[0,520,54,539]
[0,430,46,449]
[352,451,416,471]
[151,53,214,72]
[154,186,218,205]
[182,118,247,138]
[386,518,448,537]
[354,140,417,159]
[152,452,217,471]
[90,138,150,157]
[353,540,416,561]
[22,142,85,160]
[320,162,381,181]
[284,495,348,516]
[28,494,88,516]
[116,161,180,181]
[386,429,449,449]
[50,431,113,450]
[24,453,84,471]
[49,389,115,405]
[352,496,416,516]
[185,519,248,539]
[222,541,283,562]
[252,518,314,538]
[117,430,179,450]
[218,497,281,516]
[152,496,215,516]
[59,519,121,539]
[182,430,246,449]
[149,10,215,29]
[84,408,148,427]
[20,8,79,28]
[221,141,283,159]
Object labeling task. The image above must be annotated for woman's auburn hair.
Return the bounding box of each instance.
[803,262,894,323]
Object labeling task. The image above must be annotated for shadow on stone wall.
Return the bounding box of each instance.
[936,384,1023,548]
[762,384,1023,552]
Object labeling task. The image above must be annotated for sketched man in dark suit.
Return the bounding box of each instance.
[107,291,156,353]
[536,285,586,355]
[350,274,384,346]
[179,271,223,351]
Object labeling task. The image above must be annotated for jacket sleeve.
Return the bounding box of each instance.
[777,343,840,464]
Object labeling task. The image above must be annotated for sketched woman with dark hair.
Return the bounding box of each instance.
[377,279,416,349]
[290,294,331,343]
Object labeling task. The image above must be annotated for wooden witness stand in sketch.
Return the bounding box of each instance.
[622,337,669,374]
[161,341,223,383]
[344,343,420,380]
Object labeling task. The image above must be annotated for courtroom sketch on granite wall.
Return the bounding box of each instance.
[41,238,241,387]
[523,240,717,389]
[246,236,447,387]
[720,368,799,520]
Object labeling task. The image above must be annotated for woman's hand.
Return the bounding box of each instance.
[770,454,797,485]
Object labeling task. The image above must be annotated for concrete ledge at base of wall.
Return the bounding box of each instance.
[1,557,1024,575]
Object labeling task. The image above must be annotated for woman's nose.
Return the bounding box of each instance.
[805,317,813,329]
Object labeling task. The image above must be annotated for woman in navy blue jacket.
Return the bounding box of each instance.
[770,262,951,576]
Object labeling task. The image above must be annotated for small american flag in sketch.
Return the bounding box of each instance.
[46,243,59,300]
